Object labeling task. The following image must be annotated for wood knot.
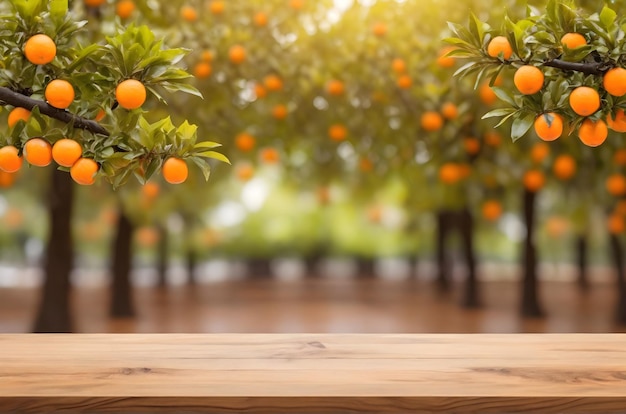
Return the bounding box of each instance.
[307,341,326,349]
[120,367,152,375]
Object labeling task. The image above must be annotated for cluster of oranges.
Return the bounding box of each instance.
[486,33,625,147]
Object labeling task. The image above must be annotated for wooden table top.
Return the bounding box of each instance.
[2,334,626,412]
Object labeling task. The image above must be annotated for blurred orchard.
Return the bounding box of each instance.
[2,0,626,333]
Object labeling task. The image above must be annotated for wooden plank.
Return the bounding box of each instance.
[2,334,626,412]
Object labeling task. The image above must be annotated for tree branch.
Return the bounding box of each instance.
[0,86,110,136]
[543,59,609,76]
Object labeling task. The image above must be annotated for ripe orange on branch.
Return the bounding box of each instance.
[439,163,461,184]
[531,142,550,164]
[326,80,345,96]
[396,75,412,89]
[534,112,563,141]
[441,102,458,120]
[116,79,147,110]
[482,200,502,221]
[553,155,576,180]
[193,62,212,79]
[180,5,198,22]
[391,58,407,74]
[328,124,348,141]
[272,104,288,120]
[209,1,225,14]
[436,46,456,68]
[52,139,82,167]
[263,74,283,92]
[523,170,545,192]
[70,158,99,186]
[487,36,513,60]
[253,12,268,27]
[8,108,31,128]
[84,0,106,6]
[260,148,280,164]
[0,146,23,173]
[578,118,608,147]
[561,33,587,49]
[45,80,75,109]
[24,34,56,65]
[116,0,135,19]
[607,109,626,132]
[514,65,544,95]
[569,87,600,116]
[24,138,52,167]
[420,111,443,132]
[229,45,246,64]
[604,68,626,97]
[235,132,255,152]
[608,214,625,234]
[162,157,188,184]
[606,174,626,196]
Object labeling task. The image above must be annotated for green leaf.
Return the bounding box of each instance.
[49,0,67,21]
[511,112,535,141]
[194,141,223,149]
[196,151,230,164]
[482,108,515,119]
[600,6,617,31]
[189,156,211,181]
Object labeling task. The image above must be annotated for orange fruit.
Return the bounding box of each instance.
[236,163,254,181]
[326,80,345,96]
[441,102,458,120]
[372,22,387,37]
[24,138,52,167]
[0,146,22,173]
[253,11,268,27]
[116,0,135,19]
[235,132,255,152]
[487,36,513,60]
[578,118,608,147]
[263,74,283,92]
[603,68,626,97]
[8,107,31,128]
[229,45,246,64]
[546,216,569,238]
[162,157,188,184]
[260,147,280,164]
[436,46,456,68]
[45,79,75,109]
[85,0,106,6]
[561,33,587,49]
[607,109,626,132]
[608,214,625,234]
[421,111,443,132]
[52,138,82,167]
[391,58,406,74]
[606,174,626,196]
[136,227,160,247]
[569,86,600,116]
[523,170,545,192]
[616,200,626,216]
[439,163,460,184]
[530,142,550,164]
[95,108,106,122]
[464,137,480,155]
[193,62,212,79]
[359,157,373,172]
[254,83,267,99]
[0,170,17,188]
[181,5,197,21]
[396,75,412,89]
[328,124,347,141]
[482,200,502,221]
[553,154,576,180]
[115,79,146,110]
[272,104,288,120]
[24,34,56,65]
[534,112,563,141]
[289,0,304,10]
[201,50,213,62]
[479,82,497,105]
[484,131,502,147]
[514,65,544,95]
[209,0,224,14]
[142,181,160,199]
[614,149,626,166]
[70,158,98,185]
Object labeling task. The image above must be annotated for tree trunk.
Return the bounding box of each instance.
[33,170,74,333]
[109,208,135,318]
[521,189,543,317]
[576,235,590,292]
[436,210,452,293]
[356,256,376,278]
[609,234,626,324]
[459,208,480,308]
[247,258,272,278]
[156,224,169,287]
[186,248,197,285]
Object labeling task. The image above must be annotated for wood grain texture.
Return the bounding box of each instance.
[2,334,626,412]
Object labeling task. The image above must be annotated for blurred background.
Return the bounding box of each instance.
[1,0,626,333]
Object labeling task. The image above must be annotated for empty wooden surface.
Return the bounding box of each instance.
[2,334,626,412]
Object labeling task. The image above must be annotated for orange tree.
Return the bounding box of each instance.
[0,0,227,331]
[447,0,626,320]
